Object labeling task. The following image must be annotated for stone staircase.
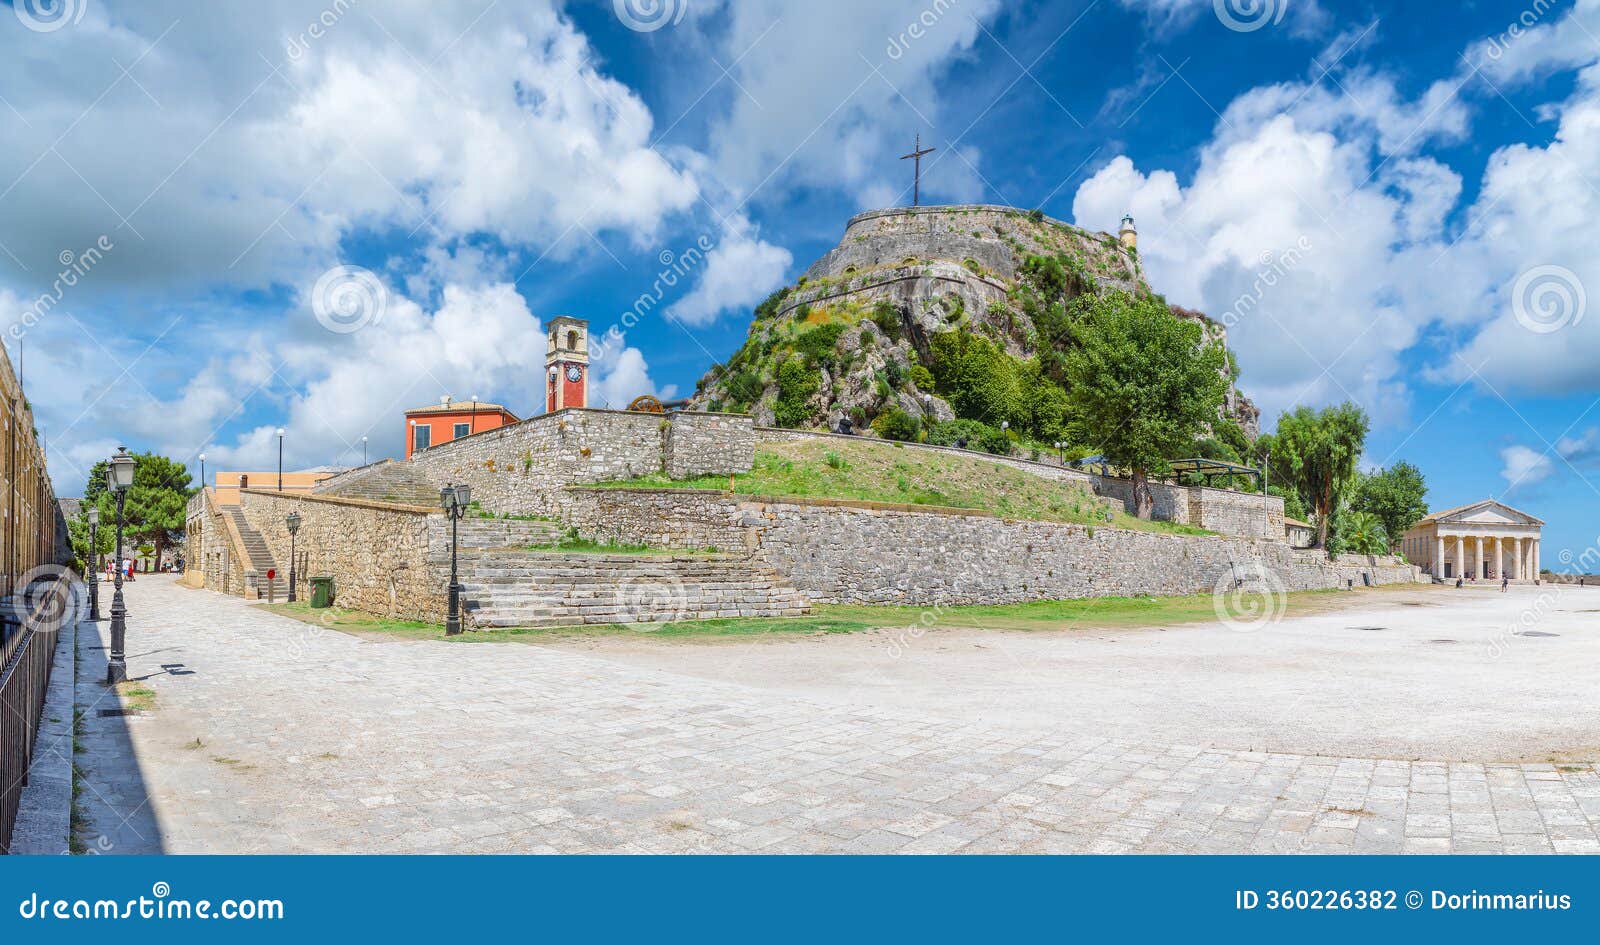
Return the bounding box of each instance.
[430,517,567,552]
[223,507,288,600]
[313,460,441,506]
[461,551,811,629]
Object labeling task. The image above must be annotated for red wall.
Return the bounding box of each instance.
[405,408,516,458]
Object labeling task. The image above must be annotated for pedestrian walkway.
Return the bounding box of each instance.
[45,576,1600,854]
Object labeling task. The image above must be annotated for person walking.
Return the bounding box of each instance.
[1501,574,1510,593]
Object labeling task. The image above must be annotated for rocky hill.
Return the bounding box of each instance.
[691,204,1259,450]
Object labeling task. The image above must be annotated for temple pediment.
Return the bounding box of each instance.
[1424,499,1544,527]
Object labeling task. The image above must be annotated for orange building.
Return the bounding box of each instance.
[405,397,520,458]
[213,468,339,506]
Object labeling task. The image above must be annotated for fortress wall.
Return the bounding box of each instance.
[407,408,753,517]
[755,427,1284,540]
[562,487,1421,606]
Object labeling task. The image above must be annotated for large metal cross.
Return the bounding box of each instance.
[900,133,935,207]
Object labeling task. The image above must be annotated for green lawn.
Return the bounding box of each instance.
[263,588,1349,643]
[592,437,1210,535]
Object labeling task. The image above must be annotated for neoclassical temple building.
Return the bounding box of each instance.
[1401,499,1544,581]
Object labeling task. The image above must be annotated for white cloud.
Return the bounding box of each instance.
[1501,444,1554,489]
[668,217,792,326]
[1115,0,1331,38]
[588,346,675,411]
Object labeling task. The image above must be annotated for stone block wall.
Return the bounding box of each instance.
[561,487,1420,606]
[238,489,444,623]
[185,489,247,596]
[406,408,754,518]
[755,426,1285,541]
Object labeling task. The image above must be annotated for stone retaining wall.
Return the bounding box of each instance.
[563,487,1418,605]
[407,408,753,518]
[755,427,1284,540]
[185,488,247,596]
[238,490,443,623]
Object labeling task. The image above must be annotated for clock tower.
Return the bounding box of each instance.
[545,315,589,412]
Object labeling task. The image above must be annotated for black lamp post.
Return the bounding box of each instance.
[106,446,136,684]
[361,436,368,466]
[286,510,301,604]
[87,505,101,621]
[277,427,286,491]
[441,483,471,636]
[1054,440,1065,464]
[198,451,206,489]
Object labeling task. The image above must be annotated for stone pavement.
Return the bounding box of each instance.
[55,577,1600,854]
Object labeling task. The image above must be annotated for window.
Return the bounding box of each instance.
[567,329,578,350]
[413,425,431,451]
[453,423,470,439]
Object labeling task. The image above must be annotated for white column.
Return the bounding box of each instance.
[1490,536,1500,578]
[1511,536,1522,580]
[1476,536,1486,579]
[1435,536,1445,576]
[1533,540,1540,580]
[1455,535,1464,579]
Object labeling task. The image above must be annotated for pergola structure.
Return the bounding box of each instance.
[1401,499,1543,582]
[1166,458,1264,489]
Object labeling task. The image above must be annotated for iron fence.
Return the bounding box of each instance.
[0,579,67,854]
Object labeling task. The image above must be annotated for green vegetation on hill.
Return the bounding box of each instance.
[593,437,1208,535]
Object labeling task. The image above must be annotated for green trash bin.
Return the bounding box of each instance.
[309,576,335,609]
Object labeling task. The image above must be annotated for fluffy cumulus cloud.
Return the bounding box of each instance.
[1115,0,1331,37]
[692,0,1000,207]
[1072,0,1600,431]
[667,216,792,326]
[1501,444,1553,490]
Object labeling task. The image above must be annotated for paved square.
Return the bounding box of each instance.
[63,577,1600,854]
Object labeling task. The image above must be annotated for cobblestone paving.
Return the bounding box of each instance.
[69,577,1600,854]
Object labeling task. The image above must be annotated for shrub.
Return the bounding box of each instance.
[773,357,820,428]
[753,287,790,321]
[724,370,764,407]
[870,302,901,341]
[792,322,847,362]
[873,408,922,442]
[824,451,848,470]
[927,419,1010,454]
[909,364,935,391]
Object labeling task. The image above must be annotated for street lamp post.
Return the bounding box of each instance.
[361,436,368,466]
[106,447,136,684]
[198,452,206,489]
[286,510,301,604]
[1054,441,1065,464]
[87,505,101,621]
[440,483,471,636]
[276,428,286,491]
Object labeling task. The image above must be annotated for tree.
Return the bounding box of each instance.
[1351,461,1428,542]
[1333,509,1389,556]
[1061,291,1230,518]
[67,508,115,571]
[1271,402,1370,548]
[92,451,194,569]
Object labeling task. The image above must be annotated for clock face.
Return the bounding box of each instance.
[565,364,583,383]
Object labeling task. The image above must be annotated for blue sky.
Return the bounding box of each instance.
[3,0,1598,559]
